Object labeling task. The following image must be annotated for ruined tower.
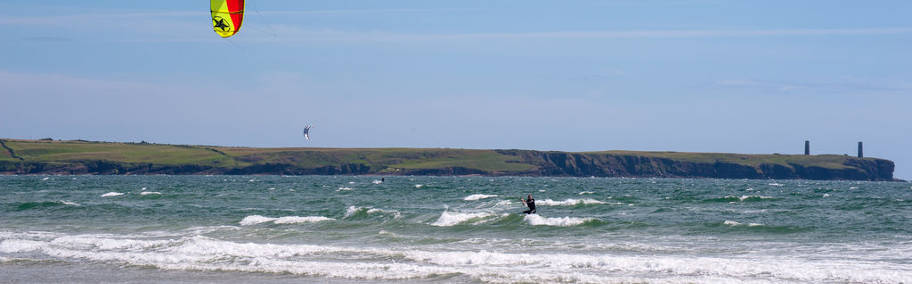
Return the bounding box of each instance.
[858,142,863,158]
[805,140,810,155]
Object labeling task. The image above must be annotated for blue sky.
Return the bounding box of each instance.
[1,1,910,179]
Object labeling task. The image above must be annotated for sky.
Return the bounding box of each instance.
[1,1,910,179]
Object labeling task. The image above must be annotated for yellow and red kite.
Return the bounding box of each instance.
[210,0,245,38]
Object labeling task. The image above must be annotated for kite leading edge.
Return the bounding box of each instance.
[210,0,245,38]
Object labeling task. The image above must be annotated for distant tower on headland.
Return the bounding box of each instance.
[858,142,864,158]
[804,140,810,155]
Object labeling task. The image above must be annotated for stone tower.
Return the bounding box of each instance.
[858,142,863,158]
[805,140,810,155]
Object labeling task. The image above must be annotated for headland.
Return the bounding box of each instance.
[0,138,896,180]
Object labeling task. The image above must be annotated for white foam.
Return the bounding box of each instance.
[768,183,784,187]
[344,206,401,218]
[367,208,401,218]
[238,215,274,225]
[726,195,773,201]
[431,211,495,227]
[414,184,423,188]
[182,226,241,235]
[536,198,606,206]
[41,177,49,181]
[578,191,595,195]
[239,215,333,226]
[371,180,383,184]
[58,200,80,206]
[464,194,497,201]
[823,193,830,198]
[723,220,763,227]
[523,214,592,227]
[273,216,334,224]
[344,206,361,217]
[495,200,512,206]
[140,191,162,196]
[1,232,911,283]
[0,239,45,253]
[336,187,353,191]
[100,192,124,197]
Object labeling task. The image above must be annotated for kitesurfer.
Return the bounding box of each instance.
[302,125,312,140]
[520,194,536,214]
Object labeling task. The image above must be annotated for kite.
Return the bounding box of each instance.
[211,0,245,38]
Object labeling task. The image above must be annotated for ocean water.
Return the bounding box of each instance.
[1,176,910,283]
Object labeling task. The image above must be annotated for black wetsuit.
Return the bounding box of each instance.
[523,198,536,214]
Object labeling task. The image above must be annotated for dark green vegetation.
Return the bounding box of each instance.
[0,139,896,180]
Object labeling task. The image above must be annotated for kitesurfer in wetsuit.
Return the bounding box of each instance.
[521,194,536,214]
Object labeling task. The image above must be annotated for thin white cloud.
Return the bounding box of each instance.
[4,8,911,44]
[476,27,912,39]
[715,78,911,95]
[5,9,911,40]
[234,26,912,43]
[0,11,198,25]
[0,8,451,26]
[256,8,468,16]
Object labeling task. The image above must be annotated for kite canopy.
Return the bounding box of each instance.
[210,0,245,38]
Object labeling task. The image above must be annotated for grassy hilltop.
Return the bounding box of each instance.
[0,139,896,181]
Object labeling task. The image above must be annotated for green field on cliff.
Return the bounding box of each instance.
[0,139,537,173]
[0,139,893,180]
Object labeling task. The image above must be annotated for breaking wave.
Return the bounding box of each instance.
[464,194,498,201]
[344,206,401,219]
[2,231,905,283]
[723,220,764,227]
[523,214,594,227]
[239,215,334,226]
[431,211,497,227]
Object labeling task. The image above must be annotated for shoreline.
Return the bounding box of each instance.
[0,138,896,181]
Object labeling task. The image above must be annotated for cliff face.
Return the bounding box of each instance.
[493,150,895,181]
[0,139,897,181]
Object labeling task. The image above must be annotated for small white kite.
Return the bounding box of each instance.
[302,124,312,140]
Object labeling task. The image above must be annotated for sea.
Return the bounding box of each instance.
[1,175,910,283]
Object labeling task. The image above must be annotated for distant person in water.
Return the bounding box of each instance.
[521,194,536,214]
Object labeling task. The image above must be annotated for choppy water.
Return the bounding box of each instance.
[1,176,911,283]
